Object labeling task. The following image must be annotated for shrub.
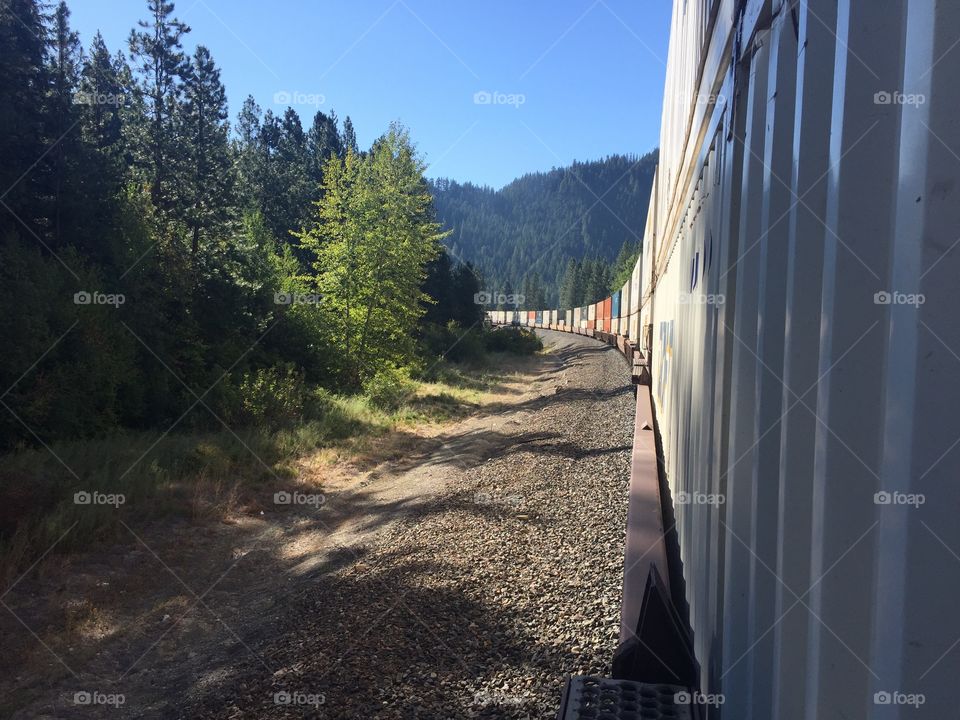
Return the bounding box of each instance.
[484,327,543,355]
[419,320,487,366]
[235,364,308,427]
[363,366,417,411]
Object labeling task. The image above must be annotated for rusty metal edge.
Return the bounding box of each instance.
[619,383,670,643]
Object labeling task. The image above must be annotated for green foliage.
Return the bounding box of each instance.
[0,0,495,455]
[233,365,309,427]
[609,239,641,293]
[295,124,447,386]
[362,366,417,412]
[484,327,543,355]
[419,321,486,365]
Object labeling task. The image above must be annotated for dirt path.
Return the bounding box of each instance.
[4,330,636,719]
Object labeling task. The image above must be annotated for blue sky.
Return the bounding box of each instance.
[66,0,672,189]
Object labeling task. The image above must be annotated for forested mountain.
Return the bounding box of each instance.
[430,151,657,307]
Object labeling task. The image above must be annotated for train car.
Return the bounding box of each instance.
[610,290,621,335]
[625,282,633,340]
[601,297,612,334]
[518,2,960,717]
[639,1,958,717]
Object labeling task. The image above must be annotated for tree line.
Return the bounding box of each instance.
[0,0,482,450]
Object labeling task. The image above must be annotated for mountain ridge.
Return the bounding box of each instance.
[429,150,658,306]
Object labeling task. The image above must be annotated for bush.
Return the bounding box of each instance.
[484,327,543,355]
[363,366,417,411]
[234,364,309,427]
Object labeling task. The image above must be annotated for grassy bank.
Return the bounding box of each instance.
[0,330,543,585]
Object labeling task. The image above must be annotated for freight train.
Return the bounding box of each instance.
[492,1,960,718]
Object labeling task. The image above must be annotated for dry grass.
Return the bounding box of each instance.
[0,360,520,586]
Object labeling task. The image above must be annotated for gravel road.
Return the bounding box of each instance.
[186,330,637,719]
[13,329,637,720]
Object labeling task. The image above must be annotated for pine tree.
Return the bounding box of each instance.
[234,95,264,215]
[0,0,50,238]
[342,116,358,155]
[128,0,190,212]
[182,45,232,254]
[278,107,312,235]
[307,109,343,183]
[80,33,125,153]
[47,1,84,245]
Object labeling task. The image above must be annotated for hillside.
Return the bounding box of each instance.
[430,151,658,306]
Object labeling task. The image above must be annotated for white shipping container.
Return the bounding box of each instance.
[636,2,960,718]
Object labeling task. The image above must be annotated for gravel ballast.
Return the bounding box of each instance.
[187,330,638,719]
[10,329,638,720]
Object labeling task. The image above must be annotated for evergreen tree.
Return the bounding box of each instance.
[80,33,125,153]
[47,1,83,245]
[609,239,640,293]
[341,115,358,155]
[306,109,343,183]
[128,0,190,212]
[0,0,50,238]
[234,95,264,214]
[182,45,232,254]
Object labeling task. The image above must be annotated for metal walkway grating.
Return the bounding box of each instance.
[558,676,694,720]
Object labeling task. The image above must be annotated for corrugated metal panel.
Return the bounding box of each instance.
[621,281,630,327]
[634,1,960,718]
